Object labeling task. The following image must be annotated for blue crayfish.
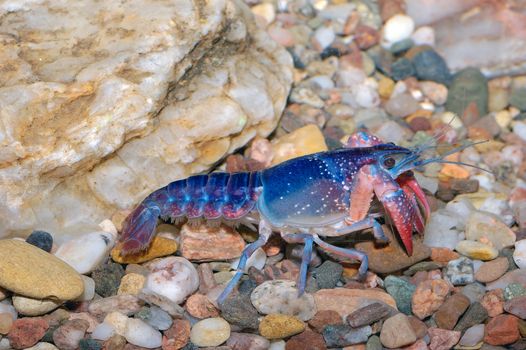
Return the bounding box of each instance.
[118,131,477,304]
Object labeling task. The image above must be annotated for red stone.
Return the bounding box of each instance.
[353,25,379,50]
[7,317,49,349]
[163,319,191,350]
[308,310,343,333]
[484,314,520,345]
[286,329,327,350]
[185,293,219,319]
[428,328,461,350]
[481,289,504,317]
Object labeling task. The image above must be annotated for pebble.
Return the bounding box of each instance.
[26,231,53,253]
[446,257,475,285]
[380,313,416,348]
[455,240,499,261]
[12,296,61,317]
[314,288,397,318]
[76,276,95,302]
[220,294,260,330]
[510,83,526,111]
[0,240,84,301]
[322,324,371,348]
[455,302,488,332]
[180,224,245,261]
[411,26,435,47]
[0,313,13,334]
[124,318,162,348]
[285,329,326,350]
[308,310,342,333]
[271,125,328,165]
[250,280,316,321]
[289,87,325,108]
[504,295,526,318]
[185,294,219,319]
[385,92,420,118]
[314,261,343,289]
[269,340,286,350]
[7,317,49,349]
[190,317,230,347]
[313,26,335,51]
[91,323,115,341]
[26,344,59,350]
[504,283,526,301]
[92,261,125,298]
[136,306,172,331]
[118,273,145,296]
[487,270,526,290]
[446,67,488,118]
[88,295,143,318]
[419,81,448,105]
[424,211,464,250]
[427,328,461,350]
[460,324,485,347]
[513,120,526,141]
[52,319,90,350]
[112,236,177,264]
[465,211,516,250]
[390,58,415,81]
[411,49,452,85]
[346,302,391,328]
[226,332,269,350]
[54,232,114,274]
[481,289,505,317]
[475,257,509,283]
[434,293,470,330]
[514,240,526,269]
[412,279,450,320]
[68,313,98,333]
[259,314,304,340]
[142,257,199,305]
[382,14,414,46]
[384,275,416,315]
[162,318,190,349]
[483,314,520,346]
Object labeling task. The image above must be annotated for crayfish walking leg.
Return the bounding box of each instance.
[280,233,314,296]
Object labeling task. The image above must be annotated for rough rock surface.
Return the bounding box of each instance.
[0,0,292,239]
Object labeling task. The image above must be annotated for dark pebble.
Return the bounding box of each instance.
[446,67,488,118]
[91,261,125,298]
[510,339,526,350]
[346,302,391,327]
[411,49,452,85]
[238,278,257,296]
[26,230,53,253]
[390,38,414,54]
[504,283,526,301]
[221,294,260,330]
[450,179,479,194]
[384,275,415,315]
[454,301,488,332]
[320,46,341,59]
[510,86,526,111]
[322,324,371,347]
[390,57,415,81]
[403,261,442,276]
[314,261,343,289]
[366,335,382,350]
[79,339,102,350]
[308,310,343,333]
[181,343,199,350]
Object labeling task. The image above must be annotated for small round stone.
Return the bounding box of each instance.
[475,257,509,283]
[259,314,305,340]
[513,240,526,269]
[124,318,162,348]
[25,231,53,253]
[383,14,415,45]
[8,317,49,349]
[380,313,416,348]
[117,273,145,296]
[12,295,61,317]
[190,317,231,347]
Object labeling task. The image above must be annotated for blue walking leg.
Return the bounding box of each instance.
[280,233,313,296]
[337,217,389,243]
[313,234,369,280]
[217,219,272,305]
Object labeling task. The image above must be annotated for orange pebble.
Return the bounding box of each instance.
[440,163,470,179]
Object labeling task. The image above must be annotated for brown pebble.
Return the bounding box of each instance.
[163,319,191,350]
[8,317,49,349]
[407,316,427,339]
[103,334,127,350]
[504,295,526,319]
[186,294,219,319]
[475,257,509,283]
[346,302,391,328]
[353,25,379,50]
[286,329,327,350]
[409,116,432,132]
[0,313,13,334]
[484,314,520,345]
[53,319,90,350]
[428,328,461,350]
[481,289,505,317]
[308,310,343,333]
[430,248,460,264]
[412,279,450,320]
[434,293,470,330]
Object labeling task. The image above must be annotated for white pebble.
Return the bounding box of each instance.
[513,121,526,141]
[231,247,267,272]
[12,295,61,316]
[190,317,231,347]
[251,3,275,25]
[411,26,435,46]
[142,257,199,305]
[54,232,114,274]
[25,343,59,350]
[383,14,415,45]
[124,318,162,348]
[514,240,526,269]
[270,340,286,350]
[98,219,118,238]
[0,302,17,320]
[91,322,115,341]
[76,276,95,301]
[313,26,335,50]
[423,210,463,250]
[104,311,129,335]
[0,339,11,350]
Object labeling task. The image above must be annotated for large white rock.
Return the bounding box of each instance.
[0,0,292,240]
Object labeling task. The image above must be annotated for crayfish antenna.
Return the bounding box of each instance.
[118,203,160,255]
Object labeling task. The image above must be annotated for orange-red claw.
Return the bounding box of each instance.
[381,190,414,256]
[397,172,431,223]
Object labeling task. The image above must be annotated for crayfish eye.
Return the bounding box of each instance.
[383,157,396,169]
